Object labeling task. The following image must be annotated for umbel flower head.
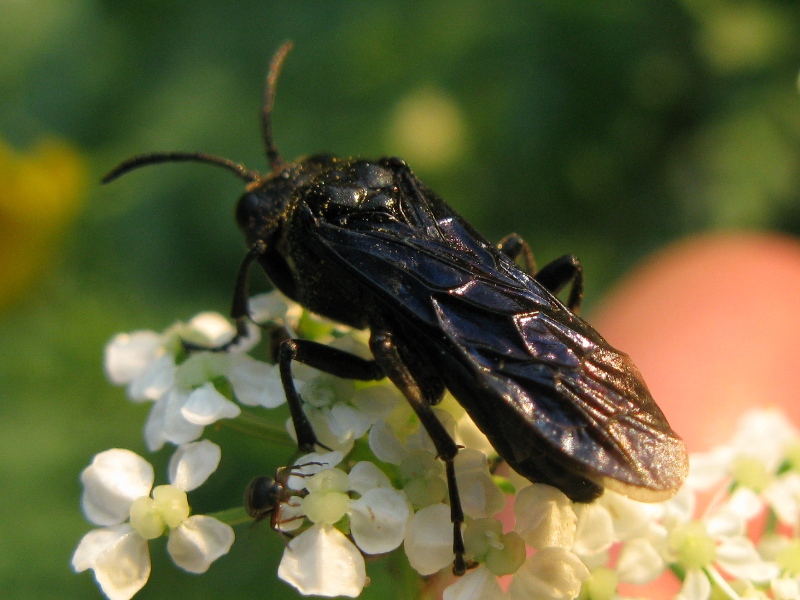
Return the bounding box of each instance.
[72,442,234,600]
[74,291,800,599]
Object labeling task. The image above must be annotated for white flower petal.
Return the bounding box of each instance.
[727,486,765,521]
[349,487,410,555]
[686,446,735,491]
[731,408,799,470]
[508,548,589,600]
[403,503,454,576]
[660,485,696,530]
[167,515,234,574]
[247,291,287,321]
[286,408,355,454]
[368,420,407,465]
[454,448,505,519]
[143,394,169,452]
[348,461,392,495]
[186,312,237,346]
[275,497,306,533]
[227,354,285,408]
[572,503,614,557]
[160,389,204,446]
[577,549,610,571]
[406,409,455,455]
[351,386,399,421]
[286,451,345,490]
[716,536,780,582]
[81,449,154,526]
[705,506,744,538]
[168,440,222,491]
[616,537,665,585]
[72,524,150,600]
[513,484,576,549]
[329,403,373,440]
[299,375,350,408]
[676,568,711,600]
[278,524,366,597]
[764,473,800,526]
[248,291,302,328]
[104,331,162,385]
[225,320,261,353]
[174,352,229,389]
[599,489,665,540]
[181,382,241,425]
[455,414,496,458]
[443,565,505,600]
[758,533,791,562]
[772,576,800,600]
[128,354,176,402]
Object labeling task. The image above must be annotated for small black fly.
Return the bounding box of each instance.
[104,43,688,575]
[244,462,322,531]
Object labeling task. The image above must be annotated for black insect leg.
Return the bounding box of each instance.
[229,240,268,340]
[181,241,267,353]
[498,233,537,276]
[369,330,469,576]
[498,234,584,313]
[534,254,584,313]
[278,339,384,452]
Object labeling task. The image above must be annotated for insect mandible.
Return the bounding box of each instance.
[104,42,689,575]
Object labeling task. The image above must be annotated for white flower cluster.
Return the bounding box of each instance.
[73,292,800,600]
[72,442,234,600]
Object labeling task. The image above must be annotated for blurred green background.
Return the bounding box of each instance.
[1,1,799,598]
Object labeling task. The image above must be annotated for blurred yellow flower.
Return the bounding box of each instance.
[0,137,86,308]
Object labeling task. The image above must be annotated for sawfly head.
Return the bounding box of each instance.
[102,41,302,246]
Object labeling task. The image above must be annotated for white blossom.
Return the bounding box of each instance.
[667,504,779,600]
[72,443,233,600]
[513,484,577,549]
[104,310,275,451]
[443,565,506,600]
[286,339,399,454]
[90,295,800,600]
[275,453,410,596]
[403,503,455,575]
[687,408,800,492]
[508,547,589,600]
[278,524,366,597]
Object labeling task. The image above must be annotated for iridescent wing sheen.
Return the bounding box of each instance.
[301,170,687,499]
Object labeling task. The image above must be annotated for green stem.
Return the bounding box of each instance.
[223,407,294,445]
[705,565,742,600]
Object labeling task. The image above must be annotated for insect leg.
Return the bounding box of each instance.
[498,233,536,276]
[179,242,267,354]
[229,240,268,339]
[534,254,584,313]
[182,241,267,353]
[278,339,385,452]
[499,234,584,312]
[369,330,469,576]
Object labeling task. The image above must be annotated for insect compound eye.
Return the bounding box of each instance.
[235,188,288,241]
[235,191,266,231]
[244,475,282,521]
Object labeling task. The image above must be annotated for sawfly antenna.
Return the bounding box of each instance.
[102,42,295,186]
[262,41,294,172]
[102,152,260,184]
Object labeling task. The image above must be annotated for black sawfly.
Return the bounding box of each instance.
[104,42,688,575]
